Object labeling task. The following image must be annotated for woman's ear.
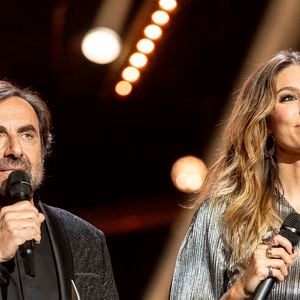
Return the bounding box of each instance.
[265,115,273,135]
[265,135,275,158]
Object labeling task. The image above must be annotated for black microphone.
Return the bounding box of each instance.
[6,170,35,276]
[253,212,300,300]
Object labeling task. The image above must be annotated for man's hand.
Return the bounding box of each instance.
[0,201,45,262]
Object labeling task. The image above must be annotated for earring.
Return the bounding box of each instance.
[265,135,275,158]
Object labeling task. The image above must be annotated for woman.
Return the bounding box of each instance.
[170,49,300,299]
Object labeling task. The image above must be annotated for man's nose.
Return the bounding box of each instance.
[4,136,23,158]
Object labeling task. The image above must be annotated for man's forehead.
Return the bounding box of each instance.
[0,97,39,134]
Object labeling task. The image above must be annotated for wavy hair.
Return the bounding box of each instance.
[196,49,300,268]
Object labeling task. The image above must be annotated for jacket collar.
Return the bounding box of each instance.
[38,200,75,300]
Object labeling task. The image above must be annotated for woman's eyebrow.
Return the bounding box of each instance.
[276,86,300,94]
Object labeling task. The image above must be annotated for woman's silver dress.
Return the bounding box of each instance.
[170,196,300,299]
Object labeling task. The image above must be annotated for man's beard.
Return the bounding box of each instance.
[0,157,44,199]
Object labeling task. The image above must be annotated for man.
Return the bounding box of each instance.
[0,81,119,299]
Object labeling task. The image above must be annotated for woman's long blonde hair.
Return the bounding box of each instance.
[197,49,300,268]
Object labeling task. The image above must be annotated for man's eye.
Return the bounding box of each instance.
[279,94,297,102]
[22,132,34,139]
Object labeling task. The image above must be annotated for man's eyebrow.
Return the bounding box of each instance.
[17,125,38,134]
[0,124,38,134]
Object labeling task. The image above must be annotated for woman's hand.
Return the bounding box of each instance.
[221,233,298,299]
[239,234,298,296]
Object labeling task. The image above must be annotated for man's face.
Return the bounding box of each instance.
[0,96,44,197]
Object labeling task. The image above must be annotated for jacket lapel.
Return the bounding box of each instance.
[38,201,75,300]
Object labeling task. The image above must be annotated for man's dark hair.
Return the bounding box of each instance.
[0,80,53,158]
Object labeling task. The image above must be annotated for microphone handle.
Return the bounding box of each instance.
[253,277,276,300]
[19,240,35,277]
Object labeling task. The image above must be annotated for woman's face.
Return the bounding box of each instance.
[269,65,300,159]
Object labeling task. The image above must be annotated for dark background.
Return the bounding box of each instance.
[0,0,282,299]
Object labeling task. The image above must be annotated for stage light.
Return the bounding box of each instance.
[81,0,134,64]
[159,0,177,11]
[81,27,121,64]
[122,66,140,82]
[144,24,163,40]
[136,38,155,54]
[115,80,132,96]
[151,10,170,25]
[129,52,148,68]
[116,0,178,98]
[171,156,208,193]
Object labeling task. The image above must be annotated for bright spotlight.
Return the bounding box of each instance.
[171,156,208,193]
[115,80,132,96]
[152,10,170,25]
[144,24,163,40]
[159,0,177,11]
[122,66,140,82]
[81,27,121,64]
[129,53,148,68]
[136,39,155,54]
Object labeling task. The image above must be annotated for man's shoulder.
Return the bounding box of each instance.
[42,203,105,241]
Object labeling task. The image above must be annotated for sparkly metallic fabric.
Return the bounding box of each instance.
[170,196,300,299]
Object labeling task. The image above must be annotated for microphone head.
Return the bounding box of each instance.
[280,212,300,246]
[6,170,33,203]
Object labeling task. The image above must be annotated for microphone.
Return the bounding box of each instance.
[6,170,35,276]
[253,212,300,300]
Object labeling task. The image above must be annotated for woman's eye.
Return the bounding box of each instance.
[279,94,297,102]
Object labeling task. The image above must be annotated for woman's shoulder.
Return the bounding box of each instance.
[193,197,226,224]
[182,196,226,243]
